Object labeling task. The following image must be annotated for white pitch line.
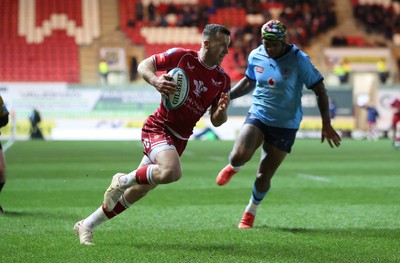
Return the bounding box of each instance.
[184,151,194,156]
[208,156,226,162]
[3,139,15,153]
[297,173,332,182]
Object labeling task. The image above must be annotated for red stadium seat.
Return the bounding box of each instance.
[0,0,81,82]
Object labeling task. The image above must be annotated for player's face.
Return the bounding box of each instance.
[263,39,285,59]
[206,32,230,66]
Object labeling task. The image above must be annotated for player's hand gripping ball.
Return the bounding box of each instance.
[163,68,189,110]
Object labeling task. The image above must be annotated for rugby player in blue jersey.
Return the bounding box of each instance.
[216,20,341,228]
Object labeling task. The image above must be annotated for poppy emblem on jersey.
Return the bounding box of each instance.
[256,66,264,73]
[268,78,275,86]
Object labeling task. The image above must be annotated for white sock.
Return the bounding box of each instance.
[244,199,258,216]
[82,195,132,230]
[119,194,132,208]
[230,164,242,171]
[82,206,109,230]
[228,156,243,171]
[119,171,137,188]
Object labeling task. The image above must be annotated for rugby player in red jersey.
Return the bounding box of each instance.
[390,98,400,149]
[74,24,231,245]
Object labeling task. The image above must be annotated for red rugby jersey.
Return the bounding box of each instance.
[149,48,231,139]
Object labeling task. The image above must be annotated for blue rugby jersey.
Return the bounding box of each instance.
[246,44,323,129]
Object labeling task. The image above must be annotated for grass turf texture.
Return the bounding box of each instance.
[0,139,399,263]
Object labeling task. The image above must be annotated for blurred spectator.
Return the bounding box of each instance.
[333,59,351,84]
[156,14,168,27]
[376,58,389,84]
[179,5,194,27]
[29,109,44,140]
[135,2,144,21]
[331,34,347,46]
[99,59,109,85]
[148,3,156,24]
[362,104,380,140]
[353,1,399,41]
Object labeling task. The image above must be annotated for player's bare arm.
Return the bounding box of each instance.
[311,82,341,148]
[137,57,177,96]
[229,77,256,100]
[210,92,230,127]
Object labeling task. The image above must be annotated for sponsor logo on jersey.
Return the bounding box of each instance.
[268,78,276,86]
[211,78,222,87]
[186,62,195,71]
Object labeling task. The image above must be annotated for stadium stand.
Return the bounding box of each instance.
[1,0,399,84]
[0,0,100,82]
[117,0,337,81]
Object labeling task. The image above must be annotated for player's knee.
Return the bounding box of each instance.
[160,167,182,183]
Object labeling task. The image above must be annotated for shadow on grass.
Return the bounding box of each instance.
[1,209,78,220]
[259,225,400,239]
[1,210,38,217]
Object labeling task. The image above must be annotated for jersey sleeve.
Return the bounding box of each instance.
[296,51,323,89]
[152,48,187,72]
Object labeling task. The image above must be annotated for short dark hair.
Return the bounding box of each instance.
[202,24,231,39]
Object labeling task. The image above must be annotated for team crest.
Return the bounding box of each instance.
[193,79,208,97]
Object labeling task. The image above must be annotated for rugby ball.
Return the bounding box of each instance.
[163,68,189,110]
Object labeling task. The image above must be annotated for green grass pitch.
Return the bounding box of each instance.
[0,139,399,262]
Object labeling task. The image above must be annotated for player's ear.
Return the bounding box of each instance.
[203,40,210,49]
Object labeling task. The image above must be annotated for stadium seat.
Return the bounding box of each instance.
[0,0,83,82]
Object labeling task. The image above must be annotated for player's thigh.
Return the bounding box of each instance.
[232,123,264,158]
